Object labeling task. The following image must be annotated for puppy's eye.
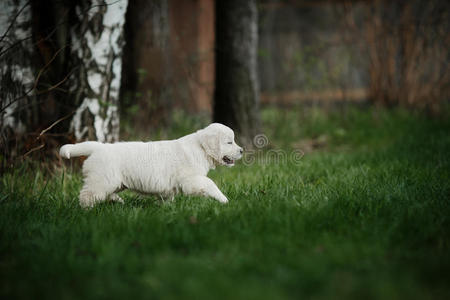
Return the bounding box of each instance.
[227,142,232,145]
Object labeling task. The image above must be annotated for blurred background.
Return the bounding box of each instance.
[0,0,449,169]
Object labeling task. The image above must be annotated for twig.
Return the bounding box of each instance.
[33,45,68,91]
[37,111,74,140]
[0,34,33,58]
[36,68,74,95]
[22,143,45,157]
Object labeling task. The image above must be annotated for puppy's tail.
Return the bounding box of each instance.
[59,141,102,159]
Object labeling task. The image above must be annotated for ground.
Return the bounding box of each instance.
[1,107,449,300]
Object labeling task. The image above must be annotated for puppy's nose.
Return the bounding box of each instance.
[240,148,244,154]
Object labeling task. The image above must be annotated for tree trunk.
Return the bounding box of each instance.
[69,0,128,142]
[214,0,261,147]
[120,0,171,129]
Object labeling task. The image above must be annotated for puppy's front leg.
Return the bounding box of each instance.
[179,176,228,203]
[109,193,124,204]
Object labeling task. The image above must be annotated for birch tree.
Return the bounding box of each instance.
[0,0,34,137]
[69,0,128,142]
[0,0,128,167]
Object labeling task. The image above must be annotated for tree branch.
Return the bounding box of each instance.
[36,111,75,140]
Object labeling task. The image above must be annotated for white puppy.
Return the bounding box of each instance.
[60,123,243,208]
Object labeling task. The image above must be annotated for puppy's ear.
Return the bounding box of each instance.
[199,129,221,161]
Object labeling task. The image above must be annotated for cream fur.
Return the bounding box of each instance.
[60,123,243,208]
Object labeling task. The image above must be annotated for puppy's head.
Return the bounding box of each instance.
[198,123,243,167]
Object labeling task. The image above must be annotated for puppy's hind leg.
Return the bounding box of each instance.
[79,178,121,209]
[79,186,106,209]
[79,153,123,208]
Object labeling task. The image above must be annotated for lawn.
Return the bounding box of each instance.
[1,107,449,300]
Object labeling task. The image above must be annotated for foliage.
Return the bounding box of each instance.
[342,0,449,111]
[1,107,450,299]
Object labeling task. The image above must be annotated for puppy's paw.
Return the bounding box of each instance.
[110,194,125,204]
[80,202,94,210]
[218,195,228,204]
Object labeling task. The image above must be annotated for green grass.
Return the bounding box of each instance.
[1,107,450,300]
